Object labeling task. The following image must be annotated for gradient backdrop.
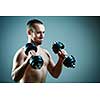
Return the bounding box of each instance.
[0,16,100,83]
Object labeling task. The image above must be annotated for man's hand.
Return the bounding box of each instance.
[58,49,68,60]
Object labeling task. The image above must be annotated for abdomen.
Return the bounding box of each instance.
[20,65,47,83]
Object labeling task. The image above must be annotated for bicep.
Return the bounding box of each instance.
[12,50,23,72]
[12,56,19,72]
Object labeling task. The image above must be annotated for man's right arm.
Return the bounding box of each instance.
[11,49,30,82]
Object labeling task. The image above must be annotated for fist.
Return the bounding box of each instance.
[58,49,68,59]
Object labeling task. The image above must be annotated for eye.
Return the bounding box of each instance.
[37,31,45,34]
[43,31,45,34]
[36,31,41,34]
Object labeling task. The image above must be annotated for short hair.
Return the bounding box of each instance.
[27,19,43,28]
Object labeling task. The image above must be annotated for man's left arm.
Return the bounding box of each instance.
[47,50,67,78]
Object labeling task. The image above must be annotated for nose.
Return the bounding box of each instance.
[40,32,44,38]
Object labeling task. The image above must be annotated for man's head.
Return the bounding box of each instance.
[26,19,45,45]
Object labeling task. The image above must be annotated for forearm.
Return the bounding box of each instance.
[51,58,64,78]
[12,59,29,82]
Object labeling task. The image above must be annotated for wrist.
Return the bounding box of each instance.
[58,56,65,62]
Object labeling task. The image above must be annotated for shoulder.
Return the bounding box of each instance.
[41,48,51,58]
[12,47,25,72]
[13,47,25,62]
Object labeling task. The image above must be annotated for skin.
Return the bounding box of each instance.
[11,23,68,83]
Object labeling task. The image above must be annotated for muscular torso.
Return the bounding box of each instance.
[19,47,50,83]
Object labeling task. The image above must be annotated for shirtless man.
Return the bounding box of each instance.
[11,19,67,83]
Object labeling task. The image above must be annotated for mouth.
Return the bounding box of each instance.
[39,38,44,40]
[37,38,44,42]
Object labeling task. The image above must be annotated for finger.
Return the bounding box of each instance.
[58,50,62,55]
[61,49,68,56]
[30,50,37,56]
[58,51,65,59]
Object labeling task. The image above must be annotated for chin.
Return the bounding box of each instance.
[37,41,42,45]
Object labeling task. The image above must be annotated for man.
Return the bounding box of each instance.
[11,19,68,83]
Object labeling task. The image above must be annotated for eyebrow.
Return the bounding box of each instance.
[36,31,45,33]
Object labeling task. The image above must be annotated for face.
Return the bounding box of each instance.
[29,23,45,45]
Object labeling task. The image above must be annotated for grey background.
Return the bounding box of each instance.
[0,16,100,83]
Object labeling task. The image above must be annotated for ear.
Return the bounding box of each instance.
[27,29,32,35]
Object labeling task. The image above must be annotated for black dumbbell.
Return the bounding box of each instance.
[52,41,76,68]
[24,43,37,55]
[29,56,44,69]
[24,43,43,69]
